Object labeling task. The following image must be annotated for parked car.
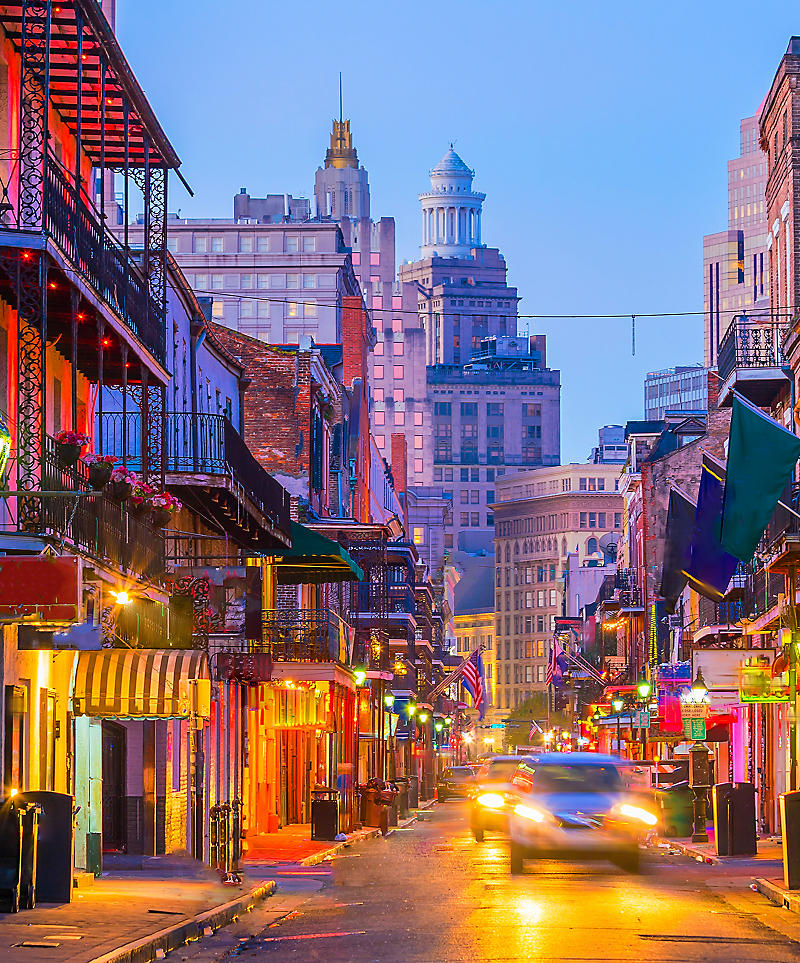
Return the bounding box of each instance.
[507,753,657,874]
[437,766,477,802]
[470,755,532,841]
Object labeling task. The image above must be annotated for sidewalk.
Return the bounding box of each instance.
[655,828,783,868]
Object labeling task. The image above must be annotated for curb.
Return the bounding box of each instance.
[85,879,276,963]
[753,877,800,914]
[655,837,720,864]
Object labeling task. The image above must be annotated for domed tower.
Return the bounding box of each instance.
[419,146,486,259]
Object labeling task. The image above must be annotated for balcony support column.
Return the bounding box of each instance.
[74,5,82,193]
[140,364,149,481]
[120,341,128,466]
[99,55,106,249]
[18,0,51,229]
[97,318,105,453]
[70,288,78,431]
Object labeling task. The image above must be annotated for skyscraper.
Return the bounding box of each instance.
[703,112,769,367]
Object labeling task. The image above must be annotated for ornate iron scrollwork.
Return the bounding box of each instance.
[19,0,50,229]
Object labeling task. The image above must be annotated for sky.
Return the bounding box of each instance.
[116,0,798,462]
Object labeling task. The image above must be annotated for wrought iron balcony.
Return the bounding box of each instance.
[716,317,789,407]
[4,434,165,581]
[100,411,291,546]
[262,608,353,664]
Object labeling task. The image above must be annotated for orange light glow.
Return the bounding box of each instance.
[49,281,56,289]
[101,338,111,347]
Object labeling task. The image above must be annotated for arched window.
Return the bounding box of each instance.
[505,543,511,562]
[587,537,599,555]
[561,537,567,556]
[514,541,520,555]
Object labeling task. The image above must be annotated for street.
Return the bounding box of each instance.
[181,802,800,963]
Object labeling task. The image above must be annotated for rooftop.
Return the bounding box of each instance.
[430,146,474,178]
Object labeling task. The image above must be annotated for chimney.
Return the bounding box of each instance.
[390,433,409,534]
[707,368,719,410]
[341,296,368,388]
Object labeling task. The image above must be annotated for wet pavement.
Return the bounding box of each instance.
[183,800,800,962]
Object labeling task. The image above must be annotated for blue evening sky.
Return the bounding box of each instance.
[117,1,797,462]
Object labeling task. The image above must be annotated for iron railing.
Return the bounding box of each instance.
[614,568,642,608]
[15,435,165,580]
[43,156,166,365]
[262,609,353,664]
[100,412,291,537]
[717,318,788,384]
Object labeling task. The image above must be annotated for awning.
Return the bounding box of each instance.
[73,649,210,719]
[274,522,363,585]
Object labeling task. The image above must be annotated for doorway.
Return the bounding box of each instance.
[102,721,126,852]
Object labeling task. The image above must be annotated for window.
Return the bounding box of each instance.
[374,388,384,402]
[615,512,622,528]
[302,274,317,289]
[414,411,423,426]
[374,365,384,379]
[413,526,424,545]
[304,301,317,318]
[303,236,316,252]
[211,274,223,290]
[392,318,403,333]
[580,512,587,529]
[434,468,442,481]
[166,236,178,253]
[194,235,208,253]
[211,300,224,319]
[461,402,478,417]
[393,341,404,356]
[444,533,453,548]
[241,274,253,289]
[393,388,404,402]
[374,410,385,426]
[370,253,380,266]
[414,458,423,473]
[461,512,470,526]
[375,434,385,450]
[240,300,255,319]
[460,490,469,504]
[287,274,299,289]
[210,236,223,253]
[434,402,452,416]
[286,236,300,252]
[394,412,405,426]
[487,402,504,416]
[267,274,282,288]
[414,435,423,449]
[256,236,269,252]
[287,302,298,318]
[374,342,385,357]
[471,512,480,526]
[393,365,404,379]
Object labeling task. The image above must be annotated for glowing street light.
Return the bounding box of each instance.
[353,668,367,687]
[384,693,395,708]
[418,711,429,723]
[612,697,624,713]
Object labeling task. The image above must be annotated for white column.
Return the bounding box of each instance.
[477,210,482,245]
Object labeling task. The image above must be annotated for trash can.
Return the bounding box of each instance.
[311,789,339,841]
[781,789,800,889]
[727,783,757,856]
[17,791,74,903]
[359,786,383,829]
[394,778,410,819]
[656,781,693,837]
[712,783,734,856]
[0,802,24,912]
[407,775,419,810]
[387,783,399,828]
[19,802,41,909]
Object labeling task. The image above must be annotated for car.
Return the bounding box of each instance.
[469,755,532,841]
[507,753,658,874]
[436,766,477,802]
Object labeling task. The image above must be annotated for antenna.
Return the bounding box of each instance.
[339,72,343,126]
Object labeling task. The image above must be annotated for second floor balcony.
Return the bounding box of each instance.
[263,608,353,664]
[100,411,291,551]
[717,317,790,407]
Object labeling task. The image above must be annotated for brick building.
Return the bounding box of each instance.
[492,464,623,712]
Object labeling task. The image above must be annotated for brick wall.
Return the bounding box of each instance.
[211,323,312,500]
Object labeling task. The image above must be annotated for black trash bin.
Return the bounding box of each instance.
[17,791,74,903]
[0,801,24,913]
[387,783,399,828]
[311,789,339,841]
[781,790,800,889]
[727,783,757,856]
[19,802,41,909]
[712,783,734,856]
[394,778,410,820]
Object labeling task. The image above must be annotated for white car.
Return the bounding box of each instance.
[507,753,658,874]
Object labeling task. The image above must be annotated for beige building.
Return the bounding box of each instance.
[493,464,623,711]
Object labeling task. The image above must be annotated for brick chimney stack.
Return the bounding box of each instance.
[341,296,368,389]
[390,433,408,535]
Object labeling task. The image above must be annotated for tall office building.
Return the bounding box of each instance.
[643,365,709,418]
[703,111,769,367]
[590,426,627,464]
[493,464,623,711]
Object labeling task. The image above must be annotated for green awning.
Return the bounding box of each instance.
[274,522,363,585]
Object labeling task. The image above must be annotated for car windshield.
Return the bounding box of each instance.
[531,764,622,794]
[445,768,473,781]
[481,760,522,781]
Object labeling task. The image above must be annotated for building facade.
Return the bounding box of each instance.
[493,464,623,712]
[703,112,769,367]
[643,365,710,418]
[590,425,627,464]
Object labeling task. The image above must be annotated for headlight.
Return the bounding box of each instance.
[514,802,545,823]
[477,792,505,810]
[617,803,658,827]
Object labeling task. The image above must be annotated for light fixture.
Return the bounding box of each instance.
[407,703,417,716]
[9,787,17,798]
[636,679,652,701]
[444,716,452,725]
[561,730,570,740]
[418,711,429,723]
[353,668,367,687]
[111,589,131,605]
[690,668,709,703]
[612,697,624,713]
[384,693,395,708]
[435,721,443,733]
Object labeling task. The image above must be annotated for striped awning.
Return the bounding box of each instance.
[73,649,210,719]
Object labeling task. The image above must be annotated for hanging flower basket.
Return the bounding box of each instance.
[107,467,138,504]
[148,492,182,528]
[85,454,117,491]
[55,431,90,468]
[149,507,173,529]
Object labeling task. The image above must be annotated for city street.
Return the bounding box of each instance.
[182,802,800,963]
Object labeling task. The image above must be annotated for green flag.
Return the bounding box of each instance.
[720,394,800,561]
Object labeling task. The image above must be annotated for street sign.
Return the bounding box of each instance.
[680,703,706,719]
[683,717,707,740]
[634,710,650,729]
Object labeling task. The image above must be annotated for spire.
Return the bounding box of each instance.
[325,74,358,170]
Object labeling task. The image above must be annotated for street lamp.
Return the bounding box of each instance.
[636,679,652,701]
[689,668,708,703]
[384,693,395,709]
[435,721,444,733]
[418,711,429,723]
[353,668,367,687]
[612,697,624,756]
[407,703,417,717]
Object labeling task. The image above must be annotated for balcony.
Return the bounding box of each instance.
[717,318,790,407]
[100,411,291,550]
[262,609,352,664]
[2,434,164,581]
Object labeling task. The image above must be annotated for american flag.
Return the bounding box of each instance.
[545,639,561,687]
[461,649,486,720]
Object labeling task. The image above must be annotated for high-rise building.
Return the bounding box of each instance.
[493,464,623,712]
[703,111,769,367]
[643,365,709,418]
[590,426,627,464]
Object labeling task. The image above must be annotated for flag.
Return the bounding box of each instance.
[461,649,486,720]
[659,487,695,613]
[721,394,800,561]
[546,640,563,687]
[685,459,738,602]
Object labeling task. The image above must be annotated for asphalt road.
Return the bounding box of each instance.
[187,801,800,963]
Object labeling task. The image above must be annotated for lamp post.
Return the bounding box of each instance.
[683,668,711,843]
[636,678,652,761]
[612,697,624,756]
